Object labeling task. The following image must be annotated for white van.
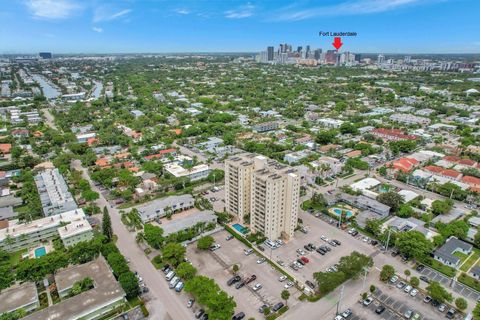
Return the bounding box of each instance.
[165,271,175,281]
[169,276,180,289]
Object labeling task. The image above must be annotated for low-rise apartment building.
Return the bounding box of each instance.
[0,208,93,252]
[34,168,78,216]
[135,194,195,223]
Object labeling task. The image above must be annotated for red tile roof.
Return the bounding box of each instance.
[462,176,480,186]
[95,158,109,167]
[442,169,461,179]
[372,128,418,141]
[0,144,12,154]
[424,165,444,174]
[392,157,419,172]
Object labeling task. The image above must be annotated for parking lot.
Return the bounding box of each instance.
[418,265,480,301]
[268,209,377,286]
[349,279,464,320]
[186,230,298,319]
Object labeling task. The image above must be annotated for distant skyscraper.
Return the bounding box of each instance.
[267,46,274,61]
[306,45,311,54]
[314,49,322,60]
[404,56,411,63]
[297,46,302,53]
[377,54,385,64]
[355,54,362,62]
[325,50,337,64]
[39,52,52,59]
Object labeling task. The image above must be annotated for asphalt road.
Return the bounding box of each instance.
[72,160,192,320]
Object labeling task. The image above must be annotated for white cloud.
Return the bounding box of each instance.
[93,7,132,22]
[225,3,255,19]
[174,8,190,15]
[273,0,438,21]
[92,26,103,33]
[26,0,80,20]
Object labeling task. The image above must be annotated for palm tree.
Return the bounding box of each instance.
[281,289,290,307]
[136,232,145,244]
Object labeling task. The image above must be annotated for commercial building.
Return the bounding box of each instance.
[23,256,125,320]
[34,168,78,216]
[0,208,93,252]
[225,153,300,240]
[135,194,195,223]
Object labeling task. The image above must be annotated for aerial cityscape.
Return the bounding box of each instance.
[0,0,480,320]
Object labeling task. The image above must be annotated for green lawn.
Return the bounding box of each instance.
[421,257,456,278]
[460,251,480,272]
[453,251,469,265]
[458,272,480,292]
[9,249,27,266]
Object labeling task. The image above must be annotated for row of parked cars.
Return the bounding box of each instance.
[389,275,457,319]
[163,265,186,293]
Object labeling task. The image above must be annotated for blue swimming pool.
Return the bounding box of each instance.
[232,223,249,234]
[34,246,47,258]
[332,208,354,218]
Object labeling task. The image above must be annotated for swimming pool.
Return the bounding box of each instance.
[34,246,47,258]
[232,223,249,234]
[331,208,354,218]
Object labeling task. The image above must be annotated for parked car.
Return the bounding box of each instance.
[316,248,326,255]
[404,285,412,293]
[209,244,221,251]
[396,281,406,289]
[351,230,358,236]
[232,312,245,320]
[389,275,399,284]
[235,281,245,289]
[252,283,262,291]
[245,275,257,284]
[416,264,425,272]
[300,256,309,264]
[278,275,287,282]
[297,259,306,266]
[257,258,266,264]
[333,239,341,245]
[195,309,205,319]
[272,302,284,312]
[296,248,306,255]
[244,249,253,256]
[375,305,386,314]
[419,275,430,283]
[258,304,269,313]
[409,289,418,297]
[446,308,456,319]
[227,275,241,286]
[306,280,315,289]
[423,296,432,303]
[341,309,352,318]
[438,304,446,312]
[187,299,195,308]
[284,281,293,289]
[226,235,234,241]
[404,309,413,319]
[175,281,184,292]
[363,297,373,306]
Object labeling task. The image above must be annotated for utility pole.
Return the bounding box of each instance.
[335,285,345,316]
[385,228,392,251]
[362,268,368,290]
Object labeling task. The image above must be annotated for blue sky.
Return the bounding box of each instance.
[1,0,479,54]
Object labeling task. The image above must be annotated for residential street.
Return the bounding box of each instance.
[71,160,191,320]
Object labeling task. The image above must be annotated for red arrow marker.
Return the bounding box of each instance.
[332,37,343,50]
